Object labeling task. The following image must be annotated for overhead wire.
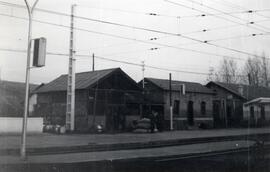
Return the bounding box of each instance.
[0,47,249,78]
[0,47,210,76]
[175,0,270,32]
[164,0,269,33]
[0,11,246,61]
[77,3,270,20]
[0,1,269,58]
[212,0,270,20]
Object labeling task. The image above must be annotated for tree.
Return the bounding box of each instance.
[208,58,240,84]
[242,52,270,87]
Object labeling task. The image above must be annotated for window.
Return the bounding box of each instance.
[173,100,180,115]
[201,101,206,115]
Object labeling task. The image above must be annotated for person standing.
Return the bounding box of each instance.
[149,110,157,133]
[156,112,163,132]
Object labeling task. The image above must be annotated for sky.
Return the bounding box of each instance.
[0,0,270,84]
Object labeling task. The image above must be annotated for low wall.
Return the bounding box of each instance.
[0,117,43,133]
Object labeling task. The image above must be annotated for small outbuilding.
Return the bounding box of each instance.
[243,97,270,127]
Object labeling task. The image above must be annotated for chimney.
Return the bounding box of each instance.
[238,85,244,96]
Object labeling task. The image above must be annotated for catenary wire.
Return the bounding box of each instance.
[0,1,268,59]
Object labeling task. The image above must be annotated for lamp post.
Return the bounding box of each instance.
[21,0,39,160]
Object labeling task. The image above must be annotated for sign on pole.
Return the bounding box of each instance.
[33,37,46,67]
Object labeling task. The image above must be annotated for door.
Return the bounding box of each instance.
[260,105,265,120]
[213,100,221,128]
[187,101,194,126]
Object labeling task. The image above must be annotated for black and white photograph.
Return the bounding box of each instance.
[0,0,270,171]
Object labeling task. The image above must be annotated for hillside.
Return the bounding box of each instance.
[0,80,38,117]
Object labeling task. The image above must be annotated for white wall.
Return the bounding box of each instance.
[29,94,37,115]
[0,117,43,133]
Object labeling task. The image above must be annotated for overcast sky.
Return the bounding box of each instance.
[0,0,270,84]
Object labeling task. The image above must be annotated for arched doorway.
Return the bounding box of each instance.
[187,101,194,126]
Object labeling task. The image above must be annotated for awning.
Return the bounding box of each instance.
[244,97,270,106]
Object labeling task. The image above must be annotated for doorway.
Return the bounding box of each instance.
[187,101,194,126]
[213,100,221,128]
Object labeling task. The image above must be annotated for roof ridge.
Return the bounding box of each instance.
[71,68,119,76]
[145,77,202,84]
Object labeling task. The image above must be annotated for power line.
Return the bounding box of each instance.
[0,12,244,61]
[3,10,269,55]
[77,4,270,20]
[65,4,270,58]
[0,1,268,58]
[0,47,213,76]
[179,0,270,32]
[164,0,269,33]
[212,0,270,20]
[0,47,251,78]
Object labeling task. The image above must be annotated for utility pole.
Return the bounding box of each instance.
[92,53,95,71]
[66,4,76,132]
[169,73,173,130]
[142,61,145,89]
[21,0,39,160]
[140,61,145,118]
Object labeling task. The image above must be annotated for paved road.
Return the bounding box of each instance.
[0,140,255,164]
[0,128,269,150]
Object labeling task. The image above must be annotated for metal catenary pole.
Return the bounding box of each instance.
[21,0,39,160]
[92,53,95,71]
[169,73,173,130]
[66,4,76,132]
[142,61,145,89]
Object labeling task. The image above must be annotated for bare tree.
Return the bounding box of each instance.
[210,58,240,84]
[260,52,269,87]
[242,52,270,87]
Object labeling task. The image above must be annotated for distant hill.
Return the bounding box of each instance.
[0,80,39,117]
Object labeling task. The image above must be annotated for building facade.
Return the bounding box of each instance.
[206,82,245,128]
[142,78,215,129]
[206,81,270,128]
[243,98,270,127]
[34,68,143,132]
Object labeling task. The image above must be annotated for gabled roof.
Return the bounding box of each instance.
[144,78,214,94]
[35,68,140,93]
[206,81,270,100]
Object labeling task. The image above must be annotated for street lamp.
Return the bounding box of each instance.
[21,0,39,160]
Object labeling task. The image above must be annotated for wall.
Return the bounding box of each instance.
[243,104,270,121]
[163,91,214,129]
[35,90,88,130]
[164,91,213,118]
[29,94,37,116]
[0,117,43,133]
[207,83,244,127]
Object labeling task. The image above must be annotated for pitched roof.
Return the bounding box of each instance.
[35,68,123,93]
[145,78,214,94]
[206,81,270,100]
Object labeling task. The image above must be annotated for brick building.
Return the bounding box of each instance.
[206,81,270,127]
[34,68,143,132]
[141,78,215,129]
